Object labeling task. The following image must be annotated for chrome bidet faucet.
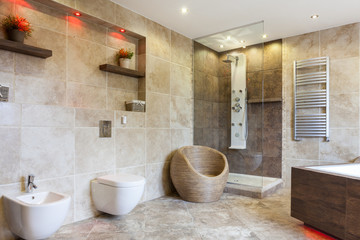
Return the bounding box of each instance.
[26,174,38,193]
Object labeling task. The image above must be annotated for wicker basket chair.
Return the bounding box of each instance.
[170,145,229,203]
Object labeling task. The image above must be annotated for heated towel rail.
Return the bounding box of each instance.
[294,57,329,141]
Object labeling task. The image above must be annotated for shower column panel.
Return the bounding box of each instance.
[229,54,247,150]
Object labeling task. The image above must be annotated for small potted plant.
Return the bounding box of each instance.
[116,48,134,69]
[1,15,33,43]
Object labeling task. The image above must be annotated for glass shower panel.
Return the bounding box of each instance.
[193,21,265,189]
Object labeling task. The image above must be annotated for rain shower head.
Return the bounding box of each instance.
[222,54,239,63]
[222,59,232,63]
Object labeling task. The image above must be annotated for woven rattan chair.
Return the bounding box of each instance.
[170,145,229,203]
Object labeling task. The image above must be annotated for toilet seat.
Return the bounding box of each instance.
[97,174,145,188]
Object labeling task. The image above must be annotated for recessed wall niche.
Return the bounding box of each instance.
[31,0,147,111]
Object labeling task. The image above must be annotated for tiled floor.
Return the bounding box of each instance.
[49,189,336,240]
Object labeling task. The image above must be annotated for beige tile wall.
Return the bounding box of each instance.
[0,0,193,238]
[282,23,360,187]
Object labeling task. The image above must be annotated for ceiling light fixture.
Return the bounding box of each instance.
[227,36,231,40]
[240,40,245,43]
[242,46,246,48]
[219,44,224,48]
[310,14,319,19]
[181,7,188,14]
[262,34,268,39]
[74,12,81,16]
[120,28,126,33]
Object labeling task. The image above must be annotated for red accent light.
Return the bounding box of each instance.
[120,29,126,33]
[74,12,81,16]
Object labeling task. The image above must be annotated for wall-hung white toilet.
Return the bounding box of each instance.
[91,174,145,215]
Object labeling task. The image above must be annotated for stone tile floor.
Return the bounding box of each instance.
[49,189,336,240]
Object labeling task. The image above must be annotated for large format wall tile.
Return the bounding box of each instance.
[74,170,113,222]
[115,4,147,36]
[0,103,21,126]
[330,57,359,95]
[16,0,67,34]
[171,129,193,152]
[329,93,359,128]
[107,73,138,92]
[170,64,193,98]
[22,104,74,127]
[146,55,170,94]
[115,128,145,168]
[145,161,171,201]
[68,18,107,46]
[17,27,66,82]
[115,111,145,128]
[21,127,74,180]
[0,50,14,73]
[285,129,319,160]
[245,44,264,73]
[171,31,193,68]
[147,20,171,60]
[76,0,116,23]
[283,31,319,63]
[320,23,359,60]
[146,93,170,128]
[68,37,107,87]
[264,40,282,70]
[146,129,171,164]
[107,88,138,111]
[319,128,359,162]
[67,82,106,109]
[75,128,115,174]
[75,108,114,127]
[0,128,20,184]
[15,75,66,105]
[170,96,193,129]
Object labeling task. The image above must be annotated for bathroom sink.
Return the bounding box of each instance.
[3,191,71,240]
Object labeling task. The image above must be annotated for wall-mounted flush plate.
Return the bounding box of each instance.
[0,85,9,102]
[99,120,111,138]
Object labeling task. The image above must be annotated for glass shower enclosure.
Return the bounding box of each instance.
[193,21,283,197]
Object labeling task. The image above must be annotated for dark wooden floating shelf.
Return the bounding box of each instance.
[0,39,52,58]
[248,98,282,104]
[99,64,145,78]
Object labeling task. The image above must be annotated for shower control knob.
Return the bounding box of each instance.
[231,123,235,126]
[239,123,242,126]
[239,90,243,93]
[235,97,240,102]
[232,90,235,93]
[235,103,240,107]
[235,109,240,112]
[232,107,235,110]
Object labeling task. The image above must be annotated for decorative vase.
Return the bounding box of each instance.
[119,58,131,68]
[8,30,25,43]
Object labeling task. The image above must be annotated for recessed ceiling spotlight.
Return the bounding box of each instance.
[262,34,268,39]
[74,12,81,16]
[219,44,224,48]
[240,40,245,43]
[227,36,231,40]
[310,14,319,19]
[120,28,126,33]
[181,7,188,14]
[242,46,246,49]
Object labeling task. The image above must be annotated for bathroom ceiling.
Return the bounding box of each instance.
[111,0,360,46]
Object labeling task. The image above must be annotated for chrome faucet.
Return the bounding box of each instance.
[26,174,37,193]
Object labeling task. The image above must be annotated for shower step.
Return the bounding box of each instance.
[224,174,283,198]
